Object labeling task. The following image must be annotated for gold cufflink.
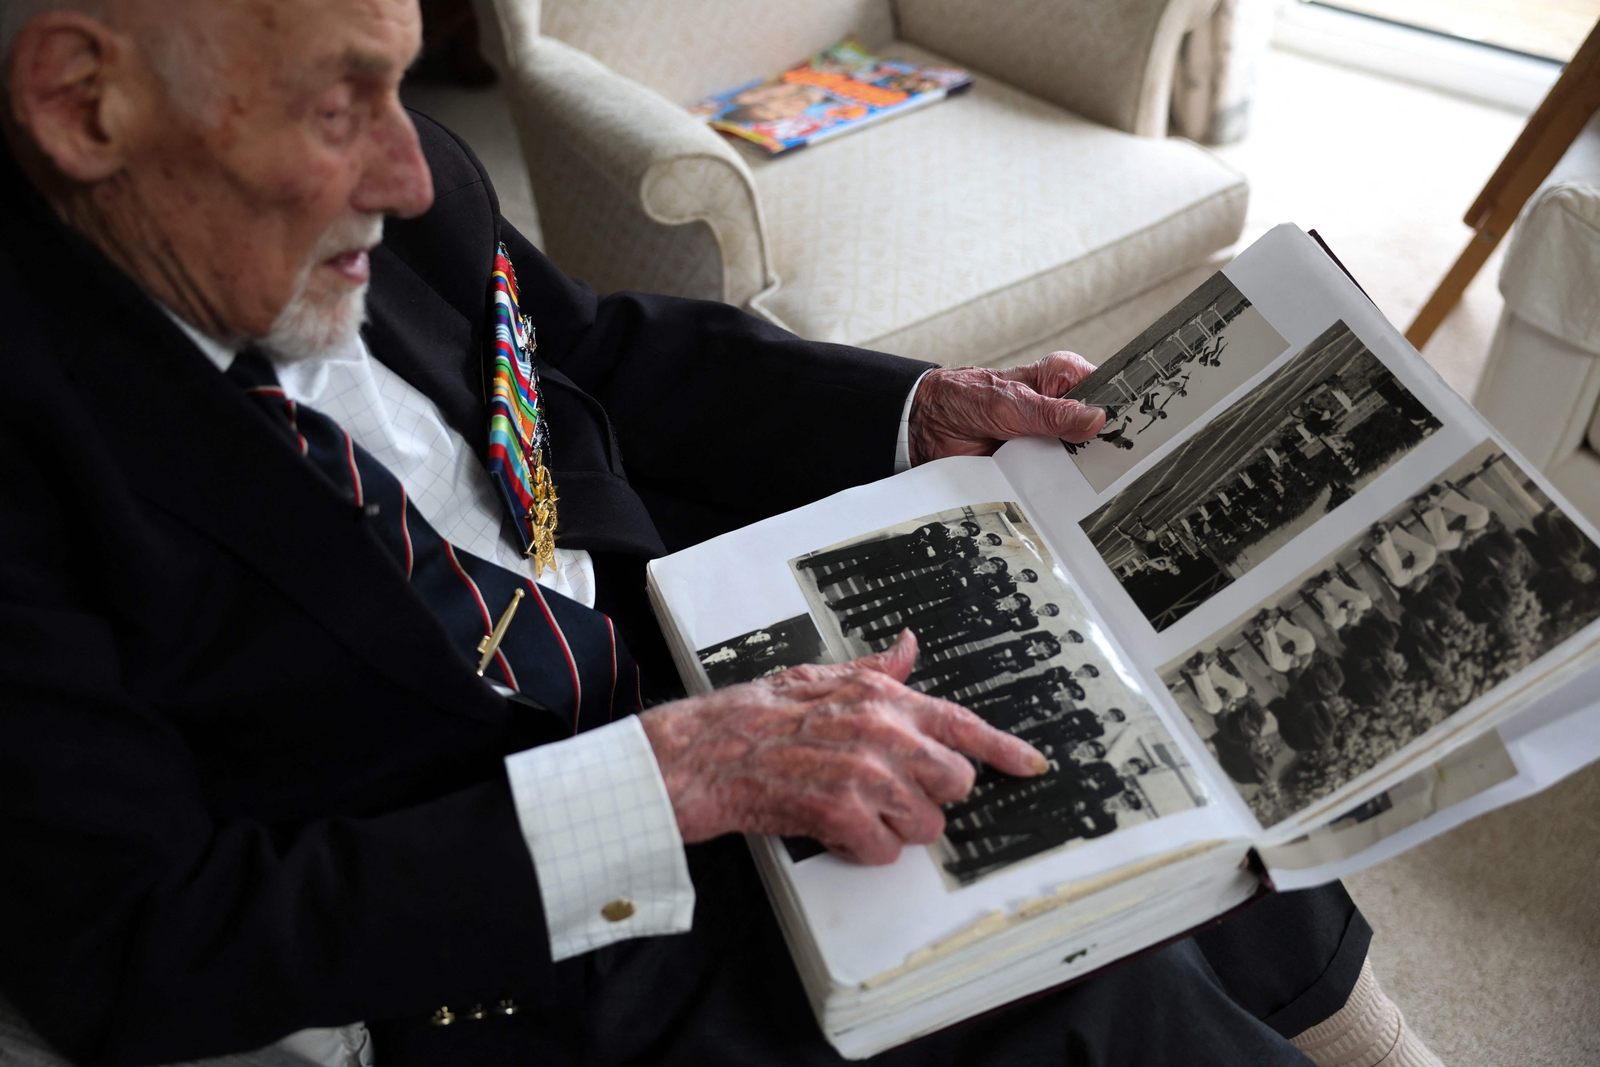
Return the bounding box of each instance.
[601,898,636,922]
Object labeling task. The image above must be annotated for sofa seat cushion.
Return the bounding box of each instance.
[746,42,1248,364]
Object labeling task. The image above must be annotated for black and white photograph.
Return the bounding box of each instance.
[789,503,1207,888]
[1082,320,1442,631]
[696,614,830,688]
[1160,441,1600,828]
[1063,271,1290,492]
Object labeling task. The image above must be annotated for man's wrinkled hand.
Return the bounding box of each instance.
[638,631,1047,865]
[908,351,1106,466]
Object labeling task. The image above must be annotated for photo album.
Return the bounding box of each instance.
[645,225,1600,1058]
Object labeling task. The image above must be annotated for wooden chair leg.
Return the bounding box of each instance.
[1406,18,1600,352]
[1405,230,1501,349]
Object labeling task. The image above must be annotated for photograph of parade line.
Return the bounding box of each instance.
[1063,272,1289,492]
[1082,320,1442,631]
[1159,441,1600,828]
[696,614,830,688]
[789,502,1206,888]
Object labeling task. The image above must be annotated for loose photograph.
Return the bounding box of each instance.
[696,614,830,688]
[1082,320,1442,631]
[1160,442,1600,828]
[1064,271,1290,492]
[1263,731,1517,874]
[789,503,1207,888]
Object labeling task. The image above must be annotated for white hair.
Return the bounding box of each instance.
[3,0,217,117]
[2,1,97,75]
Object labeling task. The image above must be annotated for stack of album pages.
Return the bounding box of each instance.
[646,224,1600,1059]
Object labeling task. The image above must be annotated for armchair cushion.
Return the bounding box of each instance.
[894,0,1220,136]
[747,42,1247,364]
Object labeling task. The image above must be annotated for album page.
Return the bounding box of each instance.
[647,454,1252,987]
[991,223,1600,846]
[1259,656,1600,887]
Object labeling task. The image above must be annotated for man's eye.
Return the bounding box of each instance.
[316,87,360,140]
[319,106,358,141]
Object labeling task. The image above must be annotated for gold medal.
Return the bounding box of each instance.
[525,449,560,577]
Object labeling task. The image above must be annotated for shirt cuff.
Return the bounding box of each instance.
[503,716,695,962]
[894,370,932,475]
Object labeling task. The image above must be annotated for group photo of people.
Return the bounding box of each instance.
[1161,442,1600,827]
[790,503,1205,886]
[1063,272,1290,491]
[1083,320,1443,631]
[696,614,829,688]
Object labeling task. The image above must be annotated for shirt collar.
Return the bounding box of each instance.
[158,303,240,373]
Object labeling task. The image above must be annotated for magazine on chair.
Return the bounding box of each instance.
[688,38,972,156]
[645,224,1600,1058]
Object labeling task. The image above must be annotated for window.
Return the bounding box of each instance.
[1315,0,1600,63]
[1275,0,1587,111]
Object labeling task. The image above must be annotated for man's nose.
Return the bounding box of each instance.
[353,100,434,219]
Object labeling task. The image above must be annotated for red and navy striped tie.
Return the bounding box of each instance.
[227,348,641,734]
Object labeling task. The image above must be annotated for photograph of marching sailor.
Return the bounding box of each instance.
[790,502,1206,888]
[1063,272,1290,492]
[1082,321,1442,631]
[1160,441,1600,828]
[696,614,830,688]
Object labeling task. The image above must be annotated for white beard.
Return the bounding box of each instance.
[260,214,383,362]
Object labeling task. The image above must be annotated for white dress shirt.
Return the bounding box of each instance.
[170,311,924,1062]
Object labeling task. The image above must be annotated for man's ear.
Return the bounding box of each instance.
[7,12,143,183]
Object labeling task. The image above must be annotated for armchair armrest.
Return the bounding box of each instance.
[893,0,1220,136]
[482,0,778,309]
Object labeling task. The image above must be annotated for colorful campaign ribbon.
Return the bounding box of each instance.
[488,244,560,576]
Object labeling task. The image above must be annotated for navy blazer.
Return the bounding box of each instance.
[0,112,928,1065]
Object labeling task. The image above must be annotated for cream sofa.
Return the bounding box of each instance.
[475,0,1249,367]
[1473,117,1600,525]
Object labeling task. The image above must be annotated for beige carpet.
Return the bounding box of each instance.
[403,48,1600,1064]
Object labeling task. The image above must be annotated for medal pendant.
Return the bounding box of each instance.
[525,450,560,577]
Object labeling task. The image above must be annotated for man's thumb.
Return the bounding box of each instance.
[859,629,918,683]
[1013,391,1104,443]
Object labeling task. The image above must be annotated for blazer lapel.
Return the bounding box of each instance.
[365,242,668,559]
[52,255,507,726]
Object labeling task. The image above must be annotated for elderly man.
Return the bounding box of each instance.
[0,1,1441,1066]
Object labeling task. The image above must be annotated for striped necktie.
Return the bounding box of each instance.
[226,348,641,735]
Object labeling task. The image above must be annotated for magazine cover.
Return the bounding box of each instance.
[689,38,972,155]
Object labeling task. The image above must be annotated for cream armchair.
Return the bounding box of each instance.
[1474,180,1600,523]
[475,0,1248,367]
[1472,115,1600,524]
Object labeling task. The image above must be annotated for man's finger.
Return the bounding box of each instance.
[999,351,1097,398]
[766,630,918,695]
[822,810,906,866]
[878,794,948,847]
[855,628,919,683]
[904,737,978,803]
[913,696,1048,778]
